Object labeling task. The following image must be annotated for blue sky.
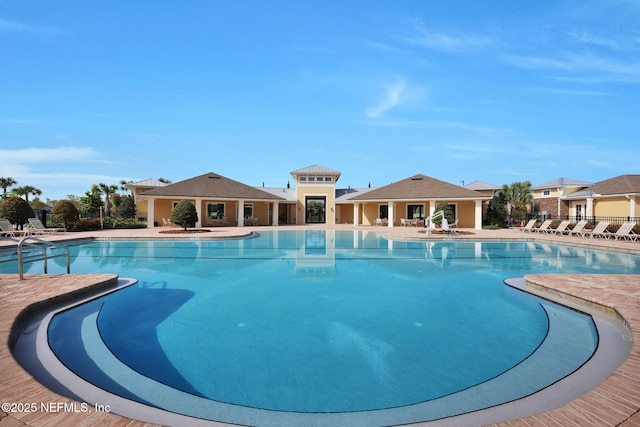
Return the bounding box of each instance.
[1,1,639,201]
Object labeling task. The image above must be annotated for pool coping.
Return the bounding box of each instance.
[1,230,639,426]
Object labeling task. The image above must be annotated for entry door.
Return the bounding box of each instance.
[305,197,326,223]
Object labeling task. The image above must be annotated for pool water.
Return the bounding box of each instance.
[6,230,639,424]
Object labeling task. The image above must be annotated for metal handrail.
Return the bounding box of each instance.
[17,236,70,280]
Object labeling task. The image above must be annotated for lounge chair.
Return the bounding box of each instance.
[602,222,638,241]
[579,222,610,238]
[520,219,537,232]
[550,220,571,235]
[532,220,553,233]
[374,218,384,226]
[566,220,588,237]
[28,218,64,234]
[0,218,30,237]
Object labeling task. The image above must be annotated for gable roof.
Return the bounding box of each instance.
[257,186,297,202]
[141,172,285,200]
[350,174,490,201]
[532,177,592,190]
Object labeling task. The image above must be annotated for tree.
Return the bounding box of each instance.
[98,183,119,216]
[433,201,455,226]
[501,181,532,223]
[0,196,34,228]
[79,185,104,217]
[116,195,136,219]
[0,177,17,194]
[52,200,79,230]
[13,185,42,202]
[484,192,508,227]
[170,199,198,231]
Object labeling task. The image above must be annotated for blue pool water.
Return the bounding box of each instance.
[5,230,639,424]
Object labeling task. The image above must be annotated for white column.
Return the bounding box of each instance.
[475,199,482,230]
[353,203,359,227]
[195,198,203,228]
[586,197,594,218]
[238,200,245,226]
[147,198,155,228]
[387,202,394,227]
[272,202,279,226]
[629,196,636,218]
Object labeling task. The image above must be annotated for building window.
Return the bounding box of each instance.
[243,203,254,219]
[324,177,333,182]
[378,204,388,219]
[543,190,550,196]
[407,204,424,219]
[308,176,315,182]
[207,203,225,218]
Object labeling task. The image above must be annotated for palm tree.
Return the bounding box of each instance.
[501,181,532,224]
[13,185,42,202]
[98,183,119,216]
[0,177,17,194]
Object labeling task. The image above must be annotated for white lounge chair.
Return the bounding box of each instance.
[532,220,553,233]
[28,218,64,234]
[0,218,30,237]
[602,222,638,241]
[520,219,537,232]
[566,220,588,237]
[579,222,610,238]
[550,220,571,235]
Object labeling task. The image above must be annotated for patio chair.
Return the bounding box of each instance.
[579,221,610,238]
[565,220,588,237]
[532,220,553,233]
[0,218,30,237]
[28,218,64,234]
[374,218,383,226]
[602,222,638,241]
[520,219,537,232]
[550,220,571,235]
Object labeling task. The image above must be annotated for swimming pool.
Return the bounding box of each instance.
[6,230,638,426]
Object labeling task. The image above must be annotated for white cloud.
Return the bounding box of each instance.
[401,20,493,53]
[0,18,67,36]
[365,80,407,118]
[0,146,102,164]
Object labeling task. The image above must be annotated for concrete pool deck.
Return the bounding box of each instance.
[1,225,639,426]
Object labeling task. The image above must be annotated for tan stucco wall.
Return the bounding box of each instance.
[296,183,336,224]
[594,198,632,217]
[336,204,354,224]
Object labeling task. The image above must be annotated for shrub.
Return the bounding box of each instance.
[170,199,198,231]
[73,218,102,231]
[433,201,455,226]
[0,196,35,228]
[103,217,147,229]
[116,195,136,219]
[52,200,79,230]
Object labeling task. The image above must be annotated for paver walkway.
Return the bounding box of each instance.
[1,226,639,426]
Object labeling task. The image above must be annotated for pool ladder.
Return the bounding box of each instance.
[3,236,72,280]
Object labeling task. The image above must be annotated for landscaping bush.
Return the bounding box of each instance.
[52,200,79,230]
[72,218,102,231]
[0,196,34,228]
[103,217,146,229]
[170,199,198,230]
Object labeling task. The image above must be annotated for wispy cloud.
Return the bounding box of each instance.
[0,18,67,36]
[506,52,640,84]
[0,146,103,164]
[400,19,493,53]
[365,80,407,118]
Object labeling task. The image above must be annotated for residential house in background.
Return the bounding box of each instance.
[531,177,593,219]
[564,175,640,223]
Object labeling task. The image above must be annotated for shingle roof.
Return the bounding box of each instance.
[350,174,490,201]
[532,177,592,190]
[141,172,285,200]
[582,174,640,196]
